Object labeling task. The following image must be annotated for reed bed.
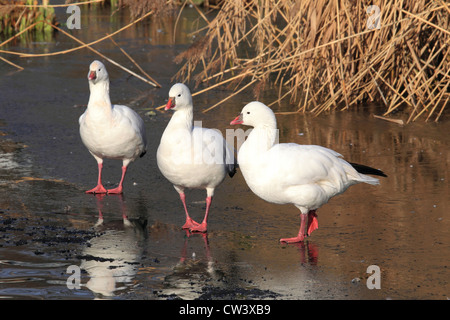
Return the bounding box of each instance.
[174,0,450,122]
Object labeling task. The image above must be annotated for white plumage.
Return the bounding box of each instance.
[79,60,146,194]
[230,101,385,243]
[157,83,236,233]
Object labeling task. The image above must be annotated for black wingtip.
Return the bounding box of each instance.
[228,165,238,178]
[350,162,387,177]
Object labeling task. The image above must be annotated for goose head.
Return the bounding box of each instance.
[88,60,109,84]
[165,83,193,111]
[230,101,277,129]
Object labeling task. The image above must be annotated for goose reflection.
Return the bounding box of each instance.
[80,194,147,298]
[160,232,224,299]
[291,241,319,266]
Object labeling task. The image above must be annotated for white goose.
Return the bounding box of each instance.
[157,83,236,233]
[79,60,147,194]
[230,101,386,244]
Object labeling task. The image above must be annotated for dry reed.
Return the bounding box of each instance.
[47,21,161,87]
[174,0,450,122]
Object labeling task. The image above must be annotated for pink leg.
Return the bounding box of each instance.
[107,166,127,194]
[180,193,200,229]
[190,196,211,233]
[86,163,107,194]
[280,213,307,244]
[307,210,319,236]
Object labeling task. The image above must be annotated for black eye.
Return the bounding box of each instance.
[177,94,181,97]
[247,111,250,114]
[98,68,102,72]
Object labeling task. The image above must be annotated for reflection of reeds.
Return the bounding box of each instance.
[71,0,176,18]
[119,0,173,19]
[0,0,56,35]
[174,0,450,122]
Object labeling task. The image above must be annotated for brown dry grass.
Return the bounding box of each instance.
[173,0,450,122]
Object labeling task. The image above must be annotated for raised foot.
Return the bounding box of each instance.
[280,235,305,244]
[307,211,319,236]
[86,185,107,194]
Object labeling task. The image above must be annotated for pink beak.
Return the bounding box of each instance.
[88,70,96,80]
[165,97,175,110]
[230,113,243,125]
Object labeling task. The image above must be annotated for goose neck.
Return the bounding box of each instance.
[88,80,112,110]
[168,107,194,132]
[247,125,278,152]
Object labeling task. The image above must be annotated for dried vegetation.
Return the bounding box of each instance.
[174,0,450,122]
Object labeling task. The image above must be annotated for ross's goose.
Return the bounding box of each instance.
[230,101,386,244]
[157,83,236,233]
[79,60,147,194]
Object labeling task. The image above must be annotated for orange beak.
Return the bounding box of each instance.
[230,113,243,125]
[165,97,175,110]
[88,70,96,80]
